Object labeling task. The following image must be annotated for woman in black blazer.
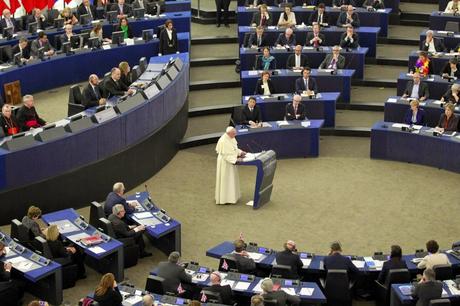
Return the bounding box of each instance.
[94,273,123,306]
[159,19,178,55]
[254,70,275,95]
[377,245,408,284]
[436,102,459,132]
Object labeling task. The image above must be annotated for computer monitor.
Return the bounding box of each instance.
[70,35,80,49]
[79,14,91,26]
[87,37,101,49]
[13,52,22,66]
[2,27,13,40]
[139,57,147,72]
[79,32,90,47]
[0,45,12,63]
[111,31,124,46]
[106,11,118,24]
[53,18,64,29]
[28,22,38,34]
[142,29,153,42]
[133,8,145,19]
[61,41,71,55]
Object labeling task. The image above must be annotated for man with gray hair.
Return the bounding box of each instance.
[104,182,136,216]
[16,94,46,131]
[215,127,246,205]
[422,30,445,53]
[251,295,264,306]
[156,251,192,295]
[260,278,301,305]
[108,204,151,258]
[275,240,303,279]
[82,74,106,109]
[142,294,154,306]
[203,271,234,305]
[412,268,442,306]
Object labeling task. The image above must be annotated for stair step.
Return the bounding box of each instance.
[191,36,238,44]
[188,88,241,109]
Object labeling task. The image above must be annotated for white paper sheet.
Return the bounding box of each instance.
[133,212,153,219]
[300,287,315,296]
[234,281,251,291]
[281,287,296,295]
[387,98,397,103]
[89,246,105,254]
[352,260,365,268]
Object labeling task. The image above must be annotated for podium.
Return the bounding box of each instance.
[238,150,277,209]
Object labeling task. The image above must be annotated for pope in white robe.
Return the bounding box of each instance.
[215,127,246,204]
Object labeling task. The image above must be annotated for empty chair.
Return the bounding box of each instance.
[68,85,85,116]
[433,264,453,281]
[429,299,451,306]
[324,269,351,306]
[243,32,251,48]
[89,201,104,227]
[139,57,148,74]
[218,254,238,272]
[445,21,459,33]
[10,219,34,247]
[201,290,222,303]
[375,269,411,306]
[131,65,140,82]
[270,264,294,279]
[229,105,245,126]
[145,275,168,295]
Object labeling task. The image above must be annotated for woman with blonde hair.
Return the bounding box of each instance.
[61,7,78,25]
[94,273,122,306]
[118,61,132,87]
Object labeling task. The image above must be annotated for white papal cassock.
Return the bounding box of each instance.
[215,132,242,204]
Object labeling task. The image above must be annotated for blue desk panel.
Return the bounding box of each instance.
[237,0,399,12]
[390,282,460,306]
[396,73,456,101]
[241,69,354,102]
[238,26,380,57]
[165,0,191,12]
[429,11,460,31]
[419,29,460,51]
[240,47,367,78]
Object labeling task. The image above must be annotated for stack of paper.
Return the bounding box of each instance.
[301,121,311,128]
[301,258,312,267]
[234,282,251,291]
[247,252,265,262]
[352,260,365,268]
[444,280,460,295]
[88,246,105,254]
[221,279,234,288]
[277,120,290,126]
[387,98,398,103]
[281,288,296,295]
[300,287,315,296]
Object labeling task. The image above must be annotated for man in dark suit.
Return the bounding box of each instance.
[227,239,256,274]
[111,0,133,18]
[156,251,192,294]
[441,58,460,79]
[242,96,262,126]
[337,5,360,27]
[421,30,446,53]
[108,204,152,257]
[340,26,359,49]
[82,74,106,109]
[275,27,296,47]
[286,45,309,69]
[308,3,328,25]
[60,24,75,47]
[412,268,443,306]
[30,31,55,58]
[0,9,20,33]
[27,8,47,30]
[306,24,326,47]
[377,245,408,284]
[249,26,269,48]
[402,72,429,101]
[204,272,234,305]
[215,0,230,27]
[261,278,301,305]
[104,182,136,216]
[320,46,346,69]
[0,242,25,306]
[323,241,359,276]
[285,95,306,120]
[275,240,303,279]
[251,4,273,27]
[77,0,97,20]
[12,37,32,62]
[103,67,134,97]
[295,67,318,95]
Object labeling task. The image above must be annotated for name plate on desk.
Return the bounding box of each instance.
[91,107,118,124]
[0,134,37,151]
[34,126,68,142]
[64,116,94,133]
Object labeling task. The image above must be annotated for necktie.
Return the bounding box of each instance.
[318,14,322,24]
[87,6,92,18]
[260,15,265,26]
[294,105,297,114]
[304,79,307,90]
[330,58,336,69]
[6,18,13,28]
[258,36,261,46]
[120,5,123,14]
[313,34,319,47]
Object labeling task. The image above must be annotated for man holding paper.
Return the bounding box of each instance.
[215,127,246,205]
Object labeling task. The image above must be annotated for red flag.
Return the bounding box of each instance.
[200,292,207,303]
[221,259,229,271]
[34,0,49,10]
[21,0,35,13]
[1,0,21,13]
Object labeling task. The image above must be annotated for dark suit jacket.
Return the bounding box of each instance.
[262,290,301,306]
[108,214,137,239]
[94,287,123,306]
[363,0,385,8]
[254,79,275,95]
[206,284,234,305]
[286,54,309,69]
[403,108,426,125]
[104,191,134,216]
[377,258,408,284]
[337,12,360,27]
[0,18,20,32]
[16,105,45,131]
[295,76,318,94]
[233,253,256,273]
[30,39,53,57]
[275,33,296,46]
[275,250,303,278]
[442,88,460,104]
[251,11,273,26]
[403,81,430,100]
[320,54,346,69]
[323,253,360,275]
[285,103,306,120]
[437,113,459,131]
[77,4,97,18]
[333,0,356,6]
[103,77,128,97]
[412,281,443,306]
[305,32,326,46]
[421,38,446,53]
[0,115,19,136]
[12,43,31,59]
[242,104,262,124]
[156,261,192,294]
[340,33,359,49]
[110,3,133,16]
[26,14,47,29]
[248,33,269,47]
[441,63,460,78]
[159,27,178,55]
[308,10,329,25]
[82,84,104,109]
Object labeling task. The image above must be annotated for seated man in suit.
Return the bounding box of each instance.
[204,272,234,305]
[104,67,135,97]
[287,45,309,69]
[308,3,328,26]
[275,240,303,279]
[13,37,33,63]
[156,252,193,295]
[0,242,25,305]
[412,268,442,306]
[242,97,263,127]
[285,95,306,120]
[77,0,97,20]
[340,25,359,49]
[16,94,46,131]
[441,83,460,104]
[251,4,272,27]
[333,0,355,8]
[108,204,152,257]
[435,103,459,132]
[1,9,20,33]
[362,0,384,9]
[82,74,106,109]
[60,24,75,47]
[104,182,136,216]
[227,239,256,274]
[402,72,429,101]
[27,8,47,30]
[421,30,446,53]
[320,45,345,69]
[254,70,275,95]
[295,67,318,95]
[324,241,359,276]
[337,5,360,27]
[249,26,269,48]
[31,31,55,58]
[403,100,426,126]
[111,0,133,18]
[261,278,301,305]
[306,24,325,47]
[441,58,460,79]
[377,245,408,284]
[275,27,296,48]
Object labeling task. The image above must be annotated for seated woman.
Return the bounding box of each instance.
[441,83,460,104]
[159,19,178,56]
[21,205,46,238]
[46,225,86,279]
[256,47,276,70]
[90,23,112,44]
[436,102,459,132]
[254,70,275,95]
[403,100,426,126]
[0,104,19,136]
[93,273,122,306]
[442,58,460,79]
[277,5,296,28]
[61,7,78,25]
[118,61,132,88]
[115,17,133,39]
[413,51,433,77]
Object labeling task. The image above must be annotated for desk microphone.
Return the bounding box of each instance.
[144,184,155,207]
